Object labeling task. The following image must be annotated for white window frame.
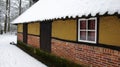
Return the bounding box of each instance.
[78,17,97,43]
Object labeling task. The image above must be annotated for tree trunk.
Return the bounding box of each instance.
[19,0,22,15]
[4,0,9,33]
[8,0,10,32]
[29,0,33,7]
[4,14,7,33]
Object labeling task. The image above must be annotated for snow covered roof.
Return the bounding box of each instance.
[12,0,120,24]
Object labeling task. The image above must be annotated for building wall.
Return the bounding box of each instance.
[17,22,40,48]
[51,39,120,67]
[17,24,23,42]
[52,19,77,41]
[99,16,120,46]
[51,16,120,67]
[17,24,23,33]
[51,16,120,47]
[27,35,40,48]
[17,33,23,42]
[28,22,40,35]
[17,16,120,67]
[27,22,40,48]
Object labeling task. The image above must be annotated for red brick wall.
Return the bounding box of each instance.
[17,33,23,42]
[27,35,40,48]
[51,39,120,67]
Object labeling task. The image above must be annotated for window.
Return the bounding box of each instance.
[78,18,97,43]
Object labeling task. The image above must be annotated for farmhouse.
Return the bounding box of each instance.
[12,0,120,66]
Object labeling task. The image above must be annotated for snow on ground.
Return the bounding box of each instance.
[0,33,47,67]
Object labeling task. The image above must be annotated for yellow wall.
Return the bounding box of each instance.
[99,16,120,46]
[17,24,23,33]
[52,19,77,41]
[28,22,40,35]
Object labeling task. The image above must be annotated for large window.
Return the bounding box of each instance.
[78,18,97,43]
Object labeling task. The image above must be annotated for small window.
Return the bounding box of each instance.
[78,18,97,43]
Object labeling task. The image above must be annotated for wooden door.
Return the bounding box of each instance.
[23,23,28,44]
[40,21,52,52]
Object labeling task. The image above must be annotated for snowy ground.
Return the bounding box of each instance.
[0,33,47,67]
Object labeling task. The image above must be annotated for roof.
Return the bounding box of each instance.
[12,0,120,24]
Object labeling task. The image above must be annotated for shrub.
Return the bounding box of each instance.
[17,41,82,67]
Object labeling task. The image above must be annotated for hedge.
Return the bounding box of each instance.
[17,41,83,67]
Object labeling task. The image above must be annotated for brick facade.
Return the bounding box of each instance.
[27,35,40,48]
[17,33,23,42]
[51,39,120,67]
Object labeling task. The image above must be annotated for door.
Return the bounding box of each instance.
[40,21,52,52]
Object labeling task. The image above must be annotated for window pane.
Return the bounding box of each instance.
[80,31,86,40]
[88,31,95,41]
[88,20,95,30]
[80,20,86,29]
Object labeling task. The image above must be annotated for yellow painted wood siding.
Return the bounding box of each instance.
[17,24,23,33]
[52,19,77,41]
[99,16,120,46]
[28,22,40,35]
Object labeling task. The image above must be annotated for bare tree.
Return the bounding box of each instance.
[29,0,33,7]
[0,0,31,33]
[8,0,10,32]
[30,0,39,6]
[4,0,10,33]
[33,0,38,3]
[19,0,22,15]
[4,0,9,33]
